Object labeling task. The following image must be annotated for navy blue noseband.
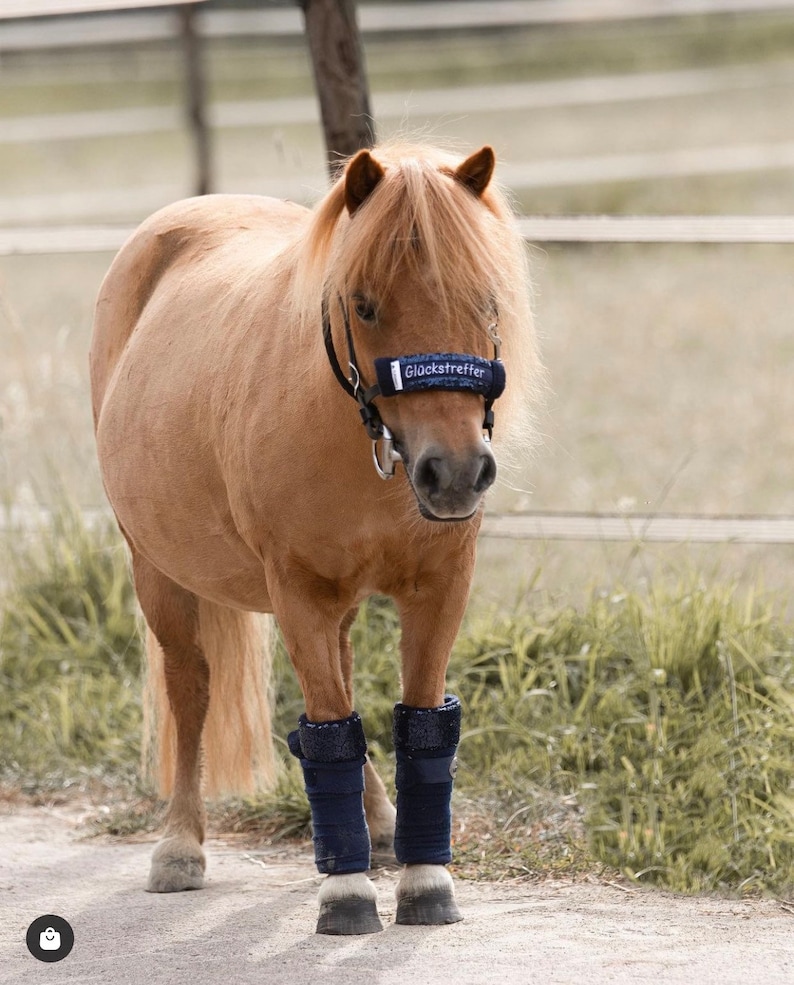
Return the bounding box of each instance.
[322,296,506,478]
[374,353,505,401]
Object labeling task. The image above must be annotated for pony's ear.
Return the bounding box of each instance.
[344,149,385,215]
[453,145,495,198]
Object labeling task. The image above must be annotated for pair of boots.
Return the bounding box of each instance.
[287,695,460,873]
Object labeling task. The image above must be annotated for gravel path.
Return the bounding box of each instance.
[1,803,792,984]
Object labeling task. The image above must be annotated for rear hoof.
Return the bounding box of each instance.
[396,888,462,925]
[146,837,205,892]
[316,897,384,936]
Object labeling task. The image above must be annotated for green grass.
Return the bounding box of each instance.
[451,585,794,894]
[0,501,142,791]
[2,504,793,894]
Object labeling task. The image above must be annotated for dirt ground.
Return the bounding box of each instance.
[0,802,791,984]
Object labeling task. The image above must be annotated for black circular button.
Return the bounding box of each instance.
[26,914,74,963]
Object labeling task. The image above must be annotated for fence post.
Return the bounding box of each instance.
[299,0,375,178]
[179,2,212,195]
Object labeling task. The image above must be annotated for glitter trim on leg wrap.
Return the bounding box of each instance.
[393,695,461,865]
[288,712,371,875]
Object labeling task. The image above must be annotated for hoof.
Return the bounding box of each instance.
[146,837,205,892]
[396,864,462,925]
[396,888,462,925]
[316,897,384,936]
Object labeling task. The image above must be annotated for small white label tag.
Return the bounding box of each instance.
[390,359,404,392]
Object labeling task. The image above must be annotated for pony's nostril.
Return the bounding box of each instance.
[416,456,451,497]
[474,453,497,493]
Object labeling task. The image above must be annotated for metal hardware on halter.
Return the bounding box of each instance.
[348,358,362,398]
[372,425,402,480]
[487,322,502,360]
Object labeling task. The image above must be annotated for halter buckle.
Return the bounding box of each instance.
[372,425,402,480]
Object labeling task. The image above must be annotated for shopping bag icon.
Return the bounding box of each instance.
[39,927,61,951]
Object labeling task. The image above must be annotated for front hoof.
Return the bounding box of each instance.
[316,897,384,935]
[396,889,462,925]
[316,873,383,935]
[146,837,205,892]
[395,864,462,925]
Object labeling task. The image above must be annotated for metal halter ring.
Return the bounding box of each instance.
[372,425,403,480]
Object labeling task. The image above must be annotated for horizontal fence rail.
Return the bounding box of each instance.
[515,215,794,243]
[0,0,204,18]
[482,513,794,544]
[3,1,794,50]
[4,508,794,544]
[3,216,794,256]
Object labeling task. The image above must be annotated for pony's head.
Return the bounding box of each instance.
[291,142,540,522]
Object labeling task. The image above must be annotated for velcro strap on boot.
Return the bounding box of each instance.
[395,750,458,788]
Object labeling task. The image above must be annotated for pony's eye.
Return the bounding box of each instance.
[353,296,377,323]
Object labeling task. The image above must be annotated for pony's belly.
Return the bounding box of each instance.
[98,445,271,612]
[119,503,273,611]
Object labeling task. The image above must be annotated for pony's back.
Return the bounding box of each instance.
[90,193,309,426]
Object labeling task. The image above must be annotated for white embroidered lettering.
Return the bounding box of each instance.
[398,357,489,388]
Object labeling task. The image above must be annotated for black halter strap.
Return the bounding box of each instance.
[322,295,505,444]
[322,296,385,440]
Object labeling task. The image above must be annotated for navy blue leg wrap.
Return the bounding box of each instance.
[288,712,371,875]
[393,695,461,865]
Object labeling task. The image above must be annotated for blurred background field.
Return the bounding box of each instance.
[2,1,794,892]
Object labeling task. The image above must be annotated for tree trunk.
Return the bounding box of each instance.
[300,0,375,178]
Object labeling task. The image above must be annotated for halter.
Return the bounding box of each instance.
[322,296,506,479]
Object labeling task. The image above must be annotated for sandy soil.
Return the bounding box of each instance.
[0,802,791,985]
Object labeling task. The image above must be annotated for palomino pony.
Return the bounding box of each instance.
[90,142,539,935]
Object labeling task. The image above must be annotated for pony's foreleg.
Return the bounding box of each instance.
[392,572,472,925]
[132,553,208,893]
[392,696,462,924]
[275,594,382,935]
[339,607,396,853]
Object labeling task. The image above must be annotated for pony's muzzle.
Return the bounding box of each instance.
[411,442,496,520]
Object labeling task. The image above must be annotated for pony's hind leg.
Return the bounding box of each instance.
[364,760,396,854]
[132,553,208,892]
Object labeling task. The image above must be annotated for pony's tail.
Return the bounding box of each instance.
[142,600,277,798]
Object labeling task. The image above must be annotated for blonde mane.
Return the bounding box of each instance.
[275,142,543,458]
